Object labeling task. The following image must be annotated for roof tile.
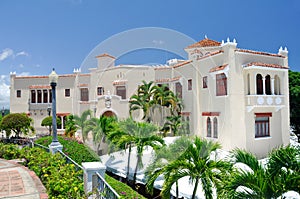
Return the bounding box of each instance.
[186,38,221,49]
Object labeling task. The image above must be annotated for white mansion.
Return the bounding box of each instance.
[10,37,290,157]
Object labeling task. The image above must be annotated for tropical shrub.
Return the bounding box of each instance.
[34,136,100,165]
[0,143,21,159]
[105,174,146,199]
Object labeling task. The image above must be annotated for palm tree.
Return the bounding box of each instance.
[161,115,183,137]
[73,109,92,143]
[146,136,192,198]
[131,122,165,185]
[85,116,116,155]
[107,118,164,186]
[224,146,300,199]
[129,80,156,122]
[107,118,137,184]
[150,137,231,199]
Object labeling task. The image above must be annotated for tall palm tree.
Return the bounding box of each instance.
[131,122,165,185]
[146,136,192,198]
[150,137,231,199]
[129,80,156,122]
[107,118,137,184]
[73,109,92,143]
[224,146,300,199]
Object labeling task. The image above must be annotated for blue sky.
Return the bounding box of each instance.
[0,0,299,108]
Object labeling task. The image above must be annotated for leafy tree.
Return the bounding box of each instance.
[41,116,62,135]
[223,146,300,198]
[64,114,78,137]
[150,137,231,199]
[0,113,35,138]
[289,70,300,142]
[161,115,188,136]
[73,109,92,143]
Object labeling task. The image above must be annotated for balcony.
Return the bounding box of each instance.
[245,95,285,112]
[29,103,52,111]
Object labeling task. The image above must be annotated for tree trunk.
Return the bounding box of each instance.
[176,181,179,199]
[126,144,132,184]
[192,177,199,199]
[133,153,141,187]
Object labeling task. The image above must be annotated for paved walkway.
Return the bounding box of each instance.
[0,159,48,199]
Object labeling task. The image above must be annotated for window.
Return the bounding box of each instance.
[31,90,36,103]
[43,90,48,103]
[175,82,182,99]
[65,89,70,97]
[213,117,218,138]
[256,74,263,95]
[116,86,126,99]
[216,73,227,96]
[49,89,52,103]
[203,76,208,88]
[80,88,89,101]
[265,75,271,95]
[97,87,104,95]
[16,90,21,98]
[207,117,212,137]
[274,75,280,95]
[188,79,192,90]
[255,113,271,138]
[37,90,42,103]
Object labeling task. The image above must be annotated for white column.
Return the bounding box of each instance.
[262,77,266,95]
[61,116,64,129]
[271,78,275,95]
[82,162,106,199]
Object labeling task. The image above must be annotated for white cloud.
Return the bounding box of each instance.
[16,51,29,57]
[0,48,14,61]
[19,64,24,68]
[18,72,31,76]
[0,75,10,108]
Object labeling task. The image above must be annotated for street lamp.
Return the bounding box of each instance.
[48,68,63,153]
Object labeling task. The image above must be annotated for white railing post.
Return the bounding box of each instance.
[82,162,106,198]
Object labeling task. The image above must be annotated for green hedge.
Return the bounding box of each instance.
[0,144,85,198]
[35,136,100,165]
[105,174,146,199]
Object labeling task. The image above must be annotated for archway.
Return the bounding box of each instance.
[101,110,117,118]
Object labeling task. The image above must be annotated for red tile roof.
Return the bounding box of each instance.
[95,53,116,59]
[186,38,221,49]
[155,76,182,83]
[209,64,228,73]
[173,60,193,68]
[236,49,285,58]
[29,85,51,89]
[246,62,288,69]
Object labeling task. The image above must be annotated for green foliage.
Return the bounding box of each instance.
[35,136,100,165]
[64,114,78,137]
[105,174,146,199]
[73,109,92,143]
[0,113,35,137]
[0,144,85,198]
[0,143,21,159]
[223,146,300,198]
[289,70,300,141]
[41,116,61,135]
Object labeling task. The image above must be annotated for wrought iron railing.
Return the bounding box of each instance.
[33,142,50,152]
[95,172,120,199]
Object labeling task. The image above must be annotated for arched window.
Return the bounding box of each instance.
[265,75,271,95]
[213,117,218,138]
[256,74,263,95]
[207,117,212,137]
[274,75,280,95]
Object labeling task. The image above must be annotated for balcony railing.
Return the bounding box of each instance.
[29,103,52,110]
[94,172,120,199]
[245,95,285,111]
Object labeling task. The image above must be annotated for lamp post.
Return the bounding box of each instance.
[48,68,63,153]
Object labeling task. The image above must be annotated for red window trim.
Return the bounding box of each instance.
[202,112,220,116]
[57,113,70,117]
[255,113,272,117]
[180,112,191,116]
